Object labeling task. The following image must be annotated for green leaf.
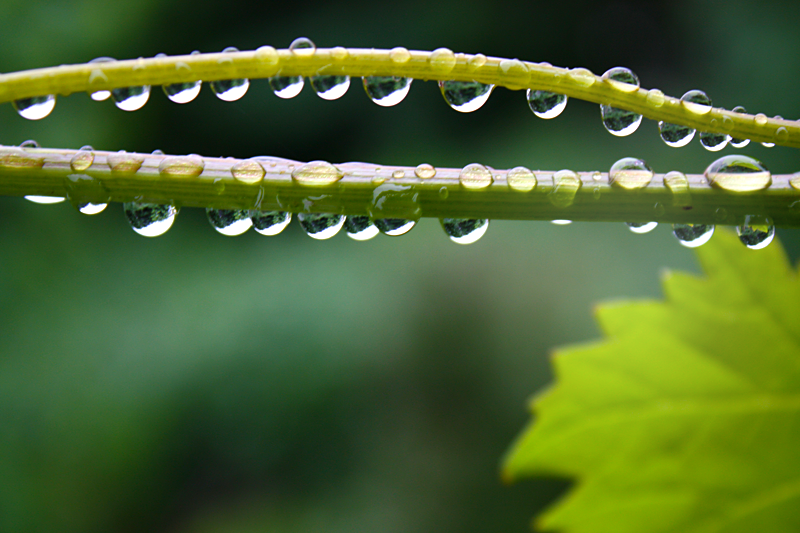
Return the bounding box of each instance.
[503,228,800,533]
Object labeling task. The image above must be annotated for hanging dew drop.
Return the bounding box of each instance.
[374,218,416,236]
[298,213,345,240]
[699,130,730,151]
[441,218,489,244]
[507,166,536,192]
[25,196,65,204]
[439,80,493,113]
[77,203,107,215]
[602,67,640,92]
[210,78,249,101]
[526,90,567,119]
[14,95,56,120]
[729,106,751,147]
[681,89,712,115]
[659,120,695,148]
[600,104,642,136]
[672,223,714,248]
[206,209,252,236]
[551,220,572,225]
[705,154,771,192]
[344,216,379,241]
[124,202,177,237]
[363,76,412,107]
[737,215,775,250]
[87,56,115,100]
[91,91,111,101]
[310,75,350,100]
[609,157,653,189]
[270,75,304,99]
[111,86,151,111]
[626,221,658,234]
[289,37,316,56]
[252,211,291,236]
[163,81,201,104]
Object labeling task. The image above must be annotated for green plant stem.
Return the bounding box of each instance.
[0,48,797,148]
[2,145,799,227]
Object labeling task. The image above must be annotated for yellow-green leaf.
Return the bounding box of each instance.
[504,228,800,533]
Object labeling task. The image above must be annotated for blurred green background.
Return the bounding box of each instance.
[1,0,799,531]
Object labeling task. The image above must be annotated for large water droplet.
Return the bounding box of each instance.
[429,48,456,74]
[363,76,412,107]
[291,161,344,186]
[70,148,95,172]
[414,164,436,179]
[439,80,493,112]
[289,37,316,56]
[107,151,144,173]
[459,163,493,189]
[298,213,345,240]
[77,202,107,215]
[526,90,567,119]
[65,173,109,214]
[507,166,537,192]
[728,106,751,148]
[705,155,771,192]
[659,120,695,148]
[549,170,581,208]
[737,215,774,250]
[600,104,642,136]
[124,202,177,237]
[207,209,252,236]
[646,89,665,107]
[609,157,653,189]
[389,47,411,64]
[568,68,595,87]
[159,155,205,177]
[270,75,304,99]
[252,211,291,236]
[25,196,65,204]
[163,81,201,104]
[672,223,714,248]
[231,159,265,184]
[111,86,151,111]
[626,221,657,234]
[310,75,350,100]
[681,89,712,115]
[14,95,56,120]
[602,67,640,92]
[210,78,249,101]
[374,218,415,236]
[699,123,730,151]
[441,218,489,244]
[663,171,691,207]
[345,216,379,241]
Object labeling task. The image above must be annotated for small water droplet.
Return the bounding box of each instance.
[70,149,95,172]
[754,113,768,126]
[88,57,115,101]
[151,149,165,155]
[699,129,730,151]
[568,68,595,87]
[415,163,436,179]
[207,209,252,236]
[626,221,657,234]
[549,170,581,208]
[19,139,39,148]
[429,48,456,74]
[107,151,144,173]
[111,85,151,111]
[231,159,265,184]
[507,166,536,192]
[439,80,493,112]
[163,80,201,104]
[646,89,665,107]
[459,163,493,189]
[25,195,65,204]
[789,172,800,190]
[65,173,110,215]
[391,169,405,179]
[255,45,279,65]
[681,89,712,115]
[467,54,487,70]
[499,59,529,89]
[298,213,345,239]
[344,216,380,241]
[659,120,695,148]
[91,90,111,101]
[210,78,249,102]
[270,75,304,99]
[551,219,572,225]
[159,155,205,177]
[252,211,291,236]
[389,47,411,64]
[527,90,567,119]
[609,157,653,189]
[714,207,728,223]
[592,187,601,199]
[292,161,344,186]
[653,202,666,216]
[124,202,177,237]
[600,104,642,136]
[602,67,640,92]
[374,218,416,236]
[363,76,412,107]
[14,95,56,120]
[737,216,775,250]
[438,187,449,199]
[672,223,714,248]
[330,47,348,61]
[441,218,488,244]
[310,75,350,100]
[705,155,771,192]
[371,175,386,185]
[289,37,316,56]
[775,126,789,143]
[663,171,691,207]
[77,203,107,215]
[729,106,750,147]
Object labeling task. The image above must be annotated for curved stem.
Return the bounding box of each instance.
[0,48,797,148]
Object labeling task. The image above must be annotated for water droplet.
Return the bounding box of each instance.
[699,130,730,151]
[77,203,107,215]
[70,148,95,171]
[626,221,657,234]
[775,127,789,143]
[659,120,695,148]
[298,213,345,240]
[151,149,165,155]
[459,163,493,189]
[374,218,416,236]
[705,155,771,192]
[568,68,595,87]
[549,170,581,208]
[499,59,530,89]
[330,46,348,61]
[526,90,567,119]
[672,223,714,248]
[19,140,40,148]
[600,104,642,136]
[388,169,404,179]
[270,75,304,99]
[64,172,109,214]
[602,67,640,92]
[107,151,144,173]
[468,54,487,69]
[207,209,252,236]
[163,80,201,104]
[90,90,111,101]
[252,211,291,236]
[737,216,775,250]
[292,161,344,186]
[653,202,666,217]
[592,187,601,199]
[389,47,411,64]
[714,207,728,223]
[439,80,493,112]
[87,56,115,100]
[441,218,488,244]
[681,89,712,115]
[231,159,265,184]
[646,89,665,107]
[0,147,44,170]
[551,219,572,225]
[310,75,350,100]
[159,155,205,177]
[344,216,379,241]
[255,45,279,65]
[429,48,456,74]
[124,202,177,237]
[289,37,316,56]
[111,85,150,111]
[507,166,536,192]
[790,172,800,190]
[210,78,249,101]
[663,171,691,207]
[438,187,449,199]
[609,157,653,190]
[754,113,768,126]
[14,95,56,120]
[25,196,65,204]
[415,163,436,179]
[363,76,412,107]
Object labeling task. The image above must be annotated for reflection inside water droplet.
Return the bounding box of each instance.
[252,211,291,236]
[439,80,493,112]
[363,76,412,107]
[441,218,489,244]
[699,130,730,152]
[124,202,177,237]
[737,215,774,250]
[527,90,567,119]
[14,95,56,120]
[289,37,316,56]
[310,75,350,100]
[601,105,642,136]
[270,75,304,99]
[626,221,657,234]
[705,155,771,192]
[25,195,65,204]
[207,209,252,236]
[112,86,151,111]
[298,213,345,240]
[672,223,714,248]
[163,81,202,104]
[374,218,416,236]
[344,215,379,241]
[609,157,653,189]
[210,78,249,101]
